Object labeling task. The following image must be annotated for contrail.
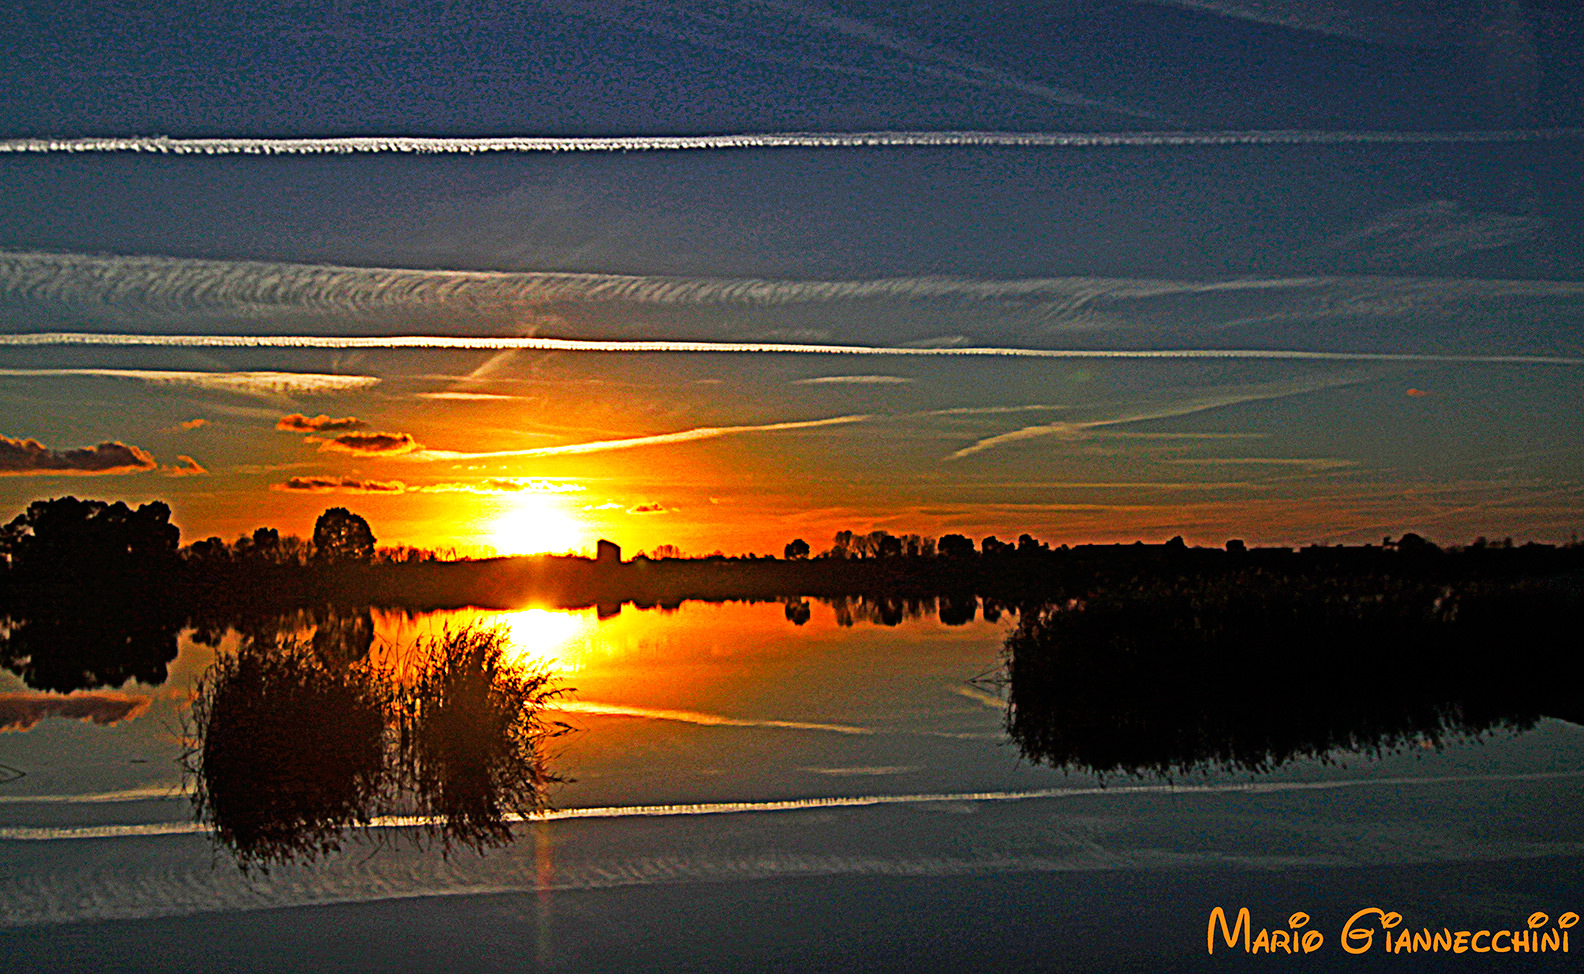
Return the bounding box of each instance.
[1,128,1580,155]
[5,332,1582,367]
[5,770,1580,840]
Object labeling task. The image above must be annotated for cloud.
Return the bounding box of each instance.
[946,376,1357,460]
[413,479,586,494]
[414,391,519,401]
[0,435,156,475]
[277,413,366,433]
[2,129,1575,157]
[792,375,913,385]
[273,475,407,494]
[629,503,668,514]
[178,418,208,429]
[1322,200,1547,269]
[1136,0,1460,47]
[412,414,870,462]
[1407,388,1431,397]
[10,332,1582,367]
[163,455,207,477]
[317,431,423,456]
[0,692,150,732]
[0,367,380,397]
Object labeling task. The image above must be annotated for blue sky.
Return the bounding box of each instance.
[0,1,1580,553]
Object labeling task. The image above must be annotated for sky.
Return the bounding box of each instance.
[1,0,1582,555]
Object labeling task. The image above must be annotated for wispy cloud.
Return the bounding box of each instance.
[412,479,586,494]
[0,435,156,476]
[273,475,407,494]
[411,414,870,462]
[414,391,519,401]
[177,418,208,429]
[947,376,1356,460]
[0,367,380,396]
[9,333,1581,367]
[6,251,1584,340]
[792,375,913,385]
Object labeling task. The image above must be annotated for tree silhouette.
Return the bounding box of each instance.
[937,533,974,558]
[783,538,810,560]
[313,508,375,563]
[1,496,179,584]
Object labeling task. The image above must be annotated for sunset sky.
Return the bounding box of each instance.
[1,1,1581,555]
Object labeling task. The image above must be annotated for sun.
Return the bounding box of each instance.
[485,494,588,556]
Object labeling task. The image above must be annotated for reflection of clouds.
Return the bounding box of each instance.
[0,691,150,732]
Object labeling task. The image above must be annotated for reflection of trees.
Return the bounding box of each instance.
[1003,574,1579,779]
[0,603,182,693]
[188,625,564,871]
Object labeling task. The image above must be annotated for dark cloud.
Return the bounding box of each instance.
[275,476,407,494]
[277,413,367,433]
[0,435,156,475]
[0,692,151,732]
[630,503,668,514]
[319,432,423,456]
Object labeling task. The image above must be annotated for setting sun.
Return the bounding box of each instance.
[485,494,588,556]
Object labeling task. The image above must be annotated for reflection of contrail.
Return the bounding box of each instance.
[550,701,873,735]
[2,129,1580,155]
[7,770,1582,840]
[9,333,1583,367]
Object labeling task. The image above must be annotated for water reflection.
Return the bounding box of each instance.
[187,622,565,871]
[0,602,182,693]
[1002,575,1581,779]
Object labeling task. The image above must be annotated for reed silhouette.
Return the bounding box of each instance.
[187,635,390,873]
[186,623,565,870]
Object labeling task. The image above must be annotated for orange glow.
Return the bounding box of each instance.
[485,494,589,555]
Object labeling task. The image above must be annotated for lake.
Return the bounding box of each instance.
[3,598,1583,971]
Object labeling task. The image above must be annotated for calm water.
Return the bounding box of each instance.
[3,599,1583,971]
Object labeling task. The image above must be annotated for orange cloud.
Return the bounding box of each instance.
[274,475,407,493]
[164,455,208,477]
[0,435,156,475]
[277,413,367,433]
[1406,388,1430,397]
[318,431,423,456]
[179,418,209,429]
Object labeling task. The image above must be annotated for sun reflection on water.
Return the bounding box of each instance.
[483,608,599,676]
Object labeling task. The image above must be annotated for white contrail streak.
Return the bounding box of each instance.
[5,332,1581,366]
[1,129,1580,155]
[4,770,1580,841]
[410,415,871,462]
